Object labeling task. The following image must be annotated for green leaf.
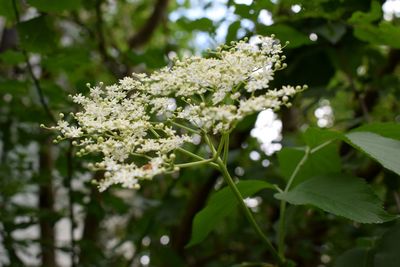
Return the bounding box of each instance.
[0,0,15,20]
[27,0,82,12]
[351,123,400,140]
[303,127,341,148]
[187,180,274,247]
[275,174,396,223]
[0,50,25,65]
[234,4,256,19]
[0,80,28,95]
[257,24,312,48]
[334,248,370,267]
[278,144,341,187]
[352,22,400,49]
[314,22,347,44]
[177,18,214,31]
[345,132,400,176]
[374,223,400,267]
[348,0,382,24]
[17,16,57,53]
[226,21,241,43]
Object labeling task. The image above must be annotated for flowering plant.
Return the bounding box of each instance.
[48,35,305,265]
[50,35,305,192]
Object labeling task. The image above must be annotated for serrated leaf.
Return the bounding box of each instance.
[275,174,396,223]
[345,132,400,176]
[187,180,274,247]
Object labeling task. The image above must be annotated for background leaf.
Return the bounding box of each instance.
[27,0,82,12]
[334,248,370,267]
[17,16,57,53]
[257,24,312,48]
[373,223,400,267]
[187,180,274,247]
[278,144,341,187]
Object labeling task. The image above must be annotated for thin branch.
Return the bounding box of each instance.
[171,170,219,256]
[94,0,126,78]
[175,158,214,168]
[128,0,169,48]
[12,0,56,123]
[216,157,284,266]
[66,142,77,267]
[278,147,310,258]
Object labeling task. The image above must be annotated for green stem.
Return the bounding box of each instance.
[175,158,214,168]
[170,121,200,134]
[175,147,218,168]
[222,133,229,164]
[203,133,217,155]
[215,136,225,160]
[176,147,205,161]
[278,147,310,258]
[310,139,334,154]
[285,147,310,192]
[216,157,284,266]
[149,127,160,138]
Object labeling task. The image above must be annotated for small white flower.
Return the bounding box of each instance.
[51,35,305,191]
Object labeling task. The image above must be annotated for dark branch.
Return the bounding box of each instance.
[12,0,56,123]
[171,171,218,256]
[38,137,56,267]
[94,0,127,78]
[66,142,77,267]
[128,0,169,48]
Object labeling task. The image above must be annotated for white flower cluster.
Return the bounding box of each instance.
[50,35,305,191]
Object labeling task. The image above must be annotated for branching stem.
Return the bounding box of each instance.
[214,134,284,266]
[278,146,310,258]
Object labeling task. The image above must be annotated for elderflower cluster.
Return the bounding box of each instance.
[50,35,306,191]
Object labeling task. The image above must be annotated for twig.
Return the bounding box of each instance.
[128,0,170,48]
[12,0,56,123]
[94,0,125,78]
[66,142,77,267]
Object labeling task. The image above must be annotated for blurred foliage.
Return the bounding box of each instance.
[0,0,400,266]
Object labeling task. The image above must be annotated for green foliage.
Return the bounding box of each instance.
[334,223,400,267]
[275,174,396,223]
[27,0,82,12]
[278,145,341,187]
[1,0,400,266]
[16,16,57,53]
[257,24,312,48]
[345,132,400,175]
[187,180,274,247]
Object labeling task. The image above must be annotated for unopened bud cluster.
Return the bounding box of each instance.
[50,35,306,191]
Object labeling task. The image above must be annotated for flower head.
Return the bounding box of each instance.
[50,35,306,191]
